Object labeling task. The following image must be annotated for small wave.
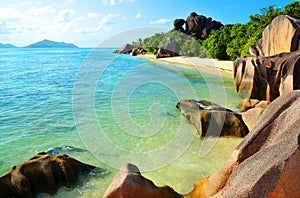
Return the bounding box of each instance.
[46,145,88,155]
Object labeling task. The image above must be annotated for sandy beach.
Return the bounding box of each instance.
[138,54,234,78]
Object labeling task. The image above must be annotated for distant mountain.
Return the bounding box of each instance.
[25,39,79,48]
[0,43,17,48]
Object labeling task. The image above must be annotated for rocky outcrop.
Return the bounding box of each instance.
[239,99,270,112]
[156,37,178,58]
[241,107,265,131]
[130,48,147,56]
[176,99,249,137]
[104,163,182,198]
[185,90,300,198]
[185,12,224,39]
[114,44,134,54]
[250,15,300,57]
[0,152,99,198]
[173,19,186,33]
[233,51,300,101]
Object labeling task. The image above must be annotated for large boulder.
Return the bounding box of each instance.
[233,51,300,101]
[156,37,178,58]
[176,99,249,137]
[250,15,300,57]
[185,90,300,198]
[0,152,99,198]
[115,44,134,54]
[185,12,223,39]
[173,19,186,33]
[104,163,182,198]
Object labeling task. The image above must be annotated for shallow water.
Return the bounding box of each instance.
[0,48,243,197]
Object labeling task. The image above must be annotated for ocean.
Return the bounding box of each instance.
[0,48,243,197]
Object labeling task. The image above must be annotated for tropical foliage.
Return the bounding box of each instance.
[132,1,300,60]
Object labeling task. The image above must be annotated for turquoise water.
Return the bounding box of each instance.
[0,48,243,197]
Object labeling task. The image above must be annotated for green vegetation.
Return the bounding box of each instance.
[133,31,208,58]
[203,1,300,60]
[132,1,300,60]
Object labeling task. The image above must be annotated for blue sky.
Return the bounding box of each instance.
[0,0,296,47]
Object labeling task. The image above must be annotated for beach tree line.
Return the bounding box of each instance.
[133,1,300,60]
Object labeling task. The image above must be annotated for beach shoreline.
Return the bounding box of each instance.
[137,54,234,78]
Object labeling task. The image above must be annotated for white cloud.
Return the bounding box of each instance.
[26,6,56,16]
[135,12,141,18]
[101,0,135,5]
[66,0,76,4]
[0,8,22,19]
[99,13,120,25]
[101,0,116,5]
[87,13,99,18]
[149,18,171,25]
[55,8,75,23]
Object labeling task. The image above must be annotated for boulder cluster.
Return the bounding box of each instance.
[234,15,300,101]
[106,14,300,198]
[174,12,224,40]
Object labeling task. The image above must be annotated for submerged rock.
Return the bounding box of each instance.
[104,163,182,198]
[250,15,300,57]
[185,90,300,197]
[0,152,100,198]
[176,99,249,137]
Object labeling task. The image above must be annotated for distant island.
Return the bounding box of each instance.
[0,39,79,48]
[0,43,17,48]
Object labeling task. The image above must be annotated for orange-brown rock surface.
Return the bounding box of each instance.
[185,90,300,198]
[234,51,300,101]
[0,152,97,198]
[250,15,300,57]
[240,99,270,112]
[104,163,182,198]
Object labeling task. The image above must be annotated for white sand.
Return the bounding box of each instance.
[137,54,234,78]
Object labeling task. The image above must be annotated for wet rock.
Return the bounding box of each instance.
[176,99,249,137]
[185,90,300,198]
[104,163,182,198]
[250,15,300,57]
[0,152,98,198]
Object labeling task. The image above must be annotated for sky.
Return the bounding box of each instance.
[0,0,296,47]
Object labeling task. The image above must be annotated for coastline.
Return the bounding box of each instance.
[137,54,234,78]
